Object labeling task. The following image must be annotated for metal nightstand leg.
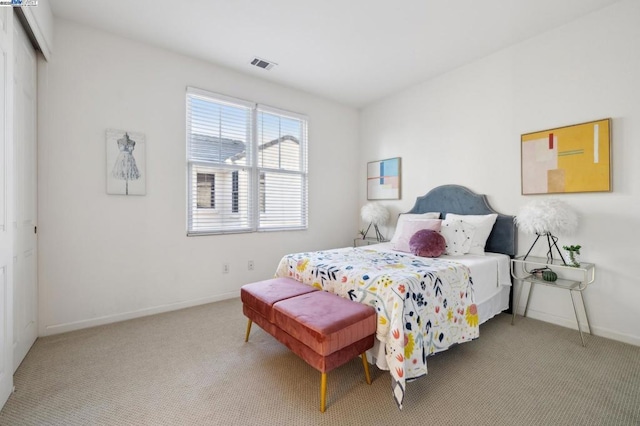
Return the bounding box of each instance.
[580,291,593,335]
[569,290,586,347]
[512,279,534,325]
[511,280,523,325]
[523,282,534,318]
[570,290,592,347]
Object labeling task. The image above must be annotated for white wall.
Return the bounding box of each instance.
[361,0,640,346]
[37,19,360,335]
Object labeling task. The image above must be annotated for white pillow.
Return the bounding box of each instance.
[391,219,442,253]
[389,213,441,245]
[445,213,498,255]
[439,218,475,256]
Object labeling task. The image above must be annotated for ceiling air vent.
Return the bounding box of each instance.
[250,57,277,71]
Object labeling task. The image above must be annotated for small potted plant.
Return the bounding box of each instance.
[562,244,581,267]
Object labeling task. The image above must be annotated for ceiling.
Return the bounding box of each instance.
[49,0,621,108]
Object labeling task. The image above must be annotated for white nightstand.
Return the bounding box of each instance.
[511,256,595,346]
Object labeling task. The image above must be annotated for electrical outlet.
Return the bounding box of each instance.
[248,260,254,270]
[223,263,230,274]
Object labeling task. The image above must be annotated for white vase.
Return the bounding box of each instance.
[564,250,580,267]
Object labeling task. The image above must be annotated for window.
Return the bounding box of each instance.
[196,173,215,209]
[186,87,308,235]
[231,171,239,213]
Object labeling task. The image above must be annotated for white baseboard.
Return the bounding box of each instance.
[520,307,640,347]
[40,290,240,336]
[41,292,640,347]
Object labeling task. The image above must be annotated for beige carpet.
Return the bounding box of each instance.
[1,298,638,425]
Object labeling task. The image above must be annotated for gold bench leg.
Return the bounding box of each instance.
[362,352,372,385]
[244,319,252,342]
[320,372,327,413]
[320,353,371,412]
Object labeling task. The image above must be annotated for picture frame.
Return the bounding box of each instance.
[521,118,611,195]
[106,129,146,196]
[367,157,401,200]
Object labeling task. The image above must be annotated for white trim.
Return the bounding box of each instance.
[16,1,53,61]
[186,86,254,109]
[257,104,308,121]
[187,228,252,236]
[519,306,640,347]
[41,291,240,336]
[251,102,259,231]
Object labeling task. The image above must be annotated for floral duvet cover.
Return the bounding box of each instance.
[275,247,479,409]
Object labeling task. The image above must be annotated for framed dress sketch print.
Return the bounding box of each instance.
[106,129,146,195]
[367,157,401,200]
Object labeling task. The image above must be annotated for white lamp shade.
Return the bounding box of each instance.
[515,199,578,236]
[360,203,389,225]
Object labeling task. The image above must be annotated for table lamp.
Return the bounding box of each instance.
[515,199,578,264]
[360,203,390,242]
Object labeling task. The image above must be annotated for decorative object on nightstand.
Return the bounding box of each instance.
[360,203,389,242]
[562,245,581,267]
[530,267,558,282]
[515,199,578,264]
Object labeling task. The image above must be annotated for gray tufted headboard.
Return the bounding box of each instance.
[405,185,517,257]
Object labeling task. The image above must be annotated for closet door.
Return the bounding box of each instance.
[0,8,14,408]
[12,13,37,372]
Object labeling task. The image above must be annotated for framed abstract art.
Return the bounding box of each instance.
[521,118,611,195]
[367,157,401,200]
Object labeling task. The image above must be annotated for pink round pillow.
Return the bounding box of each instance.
[409,229,446,258]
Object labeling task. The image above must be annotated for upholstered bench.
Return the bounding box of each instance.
[241,278,376,412]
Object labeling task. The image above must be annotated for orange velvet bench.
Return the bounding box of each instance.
[241,278,376,412]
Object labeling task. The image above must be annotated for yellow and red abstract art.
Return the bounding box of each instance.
[521,118,611,194]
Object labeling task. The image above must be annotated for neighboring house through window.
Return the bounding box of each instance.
[196,173,215,209]
[231,171,239,213]
[186,87,308,235]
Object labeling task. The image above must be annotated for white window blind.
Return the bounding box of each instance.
[187,87,308,235]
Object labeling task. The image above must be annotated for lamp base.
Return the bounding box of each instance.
[362,222,386,242]
[373,224,385,242]
[522,233,567,265]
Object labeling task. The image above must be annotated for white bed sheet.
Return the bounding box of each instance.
[364,242,511,370]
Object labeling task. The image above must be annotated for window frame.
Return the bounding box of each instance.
[186,87,308,236]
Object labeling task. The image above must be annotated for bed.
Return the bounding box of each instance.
[274,185,516,408]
